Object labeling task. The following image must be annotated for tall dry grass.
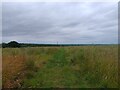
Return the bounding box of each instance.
[2,45,118,88]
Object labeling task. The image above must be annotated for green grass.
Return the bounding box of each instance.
[2,46,118,88]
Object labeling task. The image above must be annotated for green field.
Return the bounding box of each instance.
[2,46,118,88]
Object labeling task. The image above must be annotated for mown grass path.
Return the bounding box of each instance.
[2,46,118,88]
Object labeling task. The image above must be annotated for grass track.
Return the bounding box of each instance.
[2,45,118,88]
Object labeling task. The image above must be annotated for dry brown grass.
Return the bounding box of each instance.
[2,48,27,88]
[2,46,118,88]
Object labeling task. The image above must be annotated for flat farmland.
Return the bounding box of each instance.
[2,46,118,88]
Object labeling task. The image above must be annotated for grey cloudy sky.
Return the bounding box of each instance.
[2,2,118,44]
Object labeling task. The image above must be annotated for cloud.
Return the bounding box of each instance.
[2,2,118,44]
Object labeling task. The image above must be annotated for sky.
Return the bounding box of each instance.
[2,2,118,44]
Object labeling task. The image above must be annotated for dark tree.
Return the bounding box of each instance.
[8,41,20,48]
[2,43,8,48]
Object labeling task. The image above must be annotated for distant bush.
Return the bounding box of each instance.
[2,43,8,48]
[2,41,21,48]
[8,41,21,48]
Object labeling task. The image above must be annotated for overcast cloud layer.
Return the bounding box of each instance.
[2,2,118,44]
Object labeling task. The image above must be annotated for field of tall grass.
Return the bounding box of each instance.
[2,45,118,88]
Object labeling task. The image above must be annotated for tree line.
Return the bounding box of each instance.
[2,41,67,48]
[1,41,112,48]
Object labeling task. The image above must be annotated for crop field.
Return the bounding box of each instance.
[2,45,118,88]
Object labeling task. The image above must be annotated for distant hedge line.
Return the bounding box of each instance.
[1,41,114,48]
